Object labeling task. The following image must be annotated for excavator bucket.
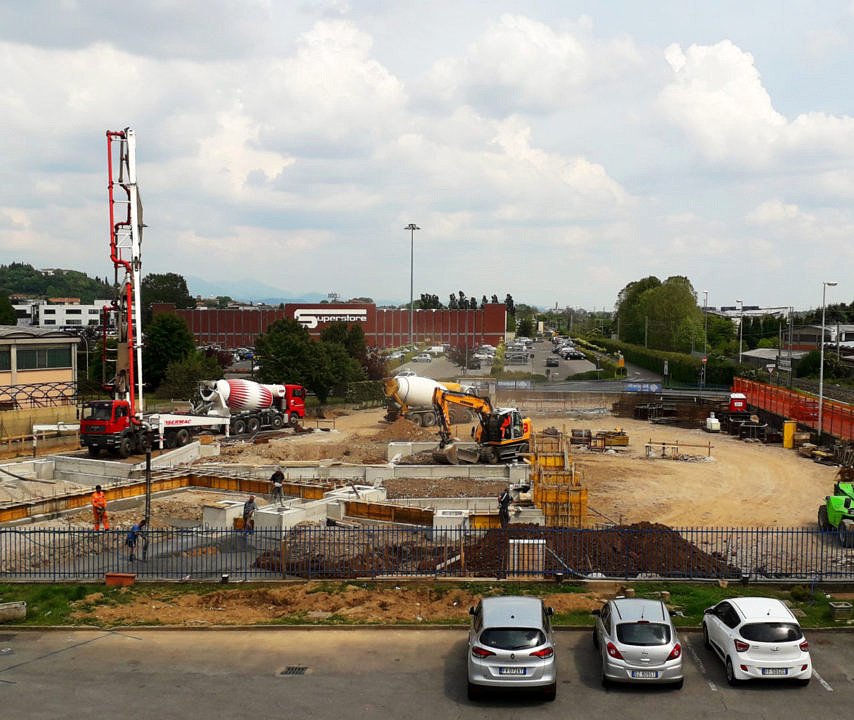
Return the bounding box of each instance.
[432,442,480,465]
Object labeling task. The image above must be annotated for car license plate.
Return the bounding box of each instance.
[762,668,788,676]
[631,671,658,679]
[499,667,526,675]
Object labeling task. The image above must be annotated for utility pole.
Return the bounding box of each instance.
[404,224,420,348]
[644,316,648,348]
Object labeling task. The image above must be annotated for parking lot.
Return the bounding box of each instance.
[2,629,850,719]
[395,340,596,381]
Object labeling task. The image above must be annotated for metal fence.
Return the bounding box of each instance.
[3,525,854,582]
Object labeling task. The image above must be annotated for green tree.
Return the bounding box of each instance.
[615,276,662,345]
[517,317,534,337]
[161,352,223,400]
[141,272,195,325]
[142,313,196,390]
[615,275,701,352]
[0,295,16,325]
[304,342,363,403]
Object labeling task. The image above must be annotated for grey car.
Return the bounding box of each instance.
[593,597,683,688]
[467,596,557,701]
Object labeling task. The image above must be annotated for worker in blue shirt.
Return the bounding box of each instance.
[126,519,147,562]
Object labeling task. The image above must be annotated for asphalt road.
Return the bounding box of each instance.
[1,628,850,719]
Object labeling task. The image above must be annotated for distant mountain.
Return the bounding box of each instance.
[185,275,402,307]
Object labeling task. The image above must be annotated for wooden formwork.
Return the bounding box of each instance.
[344,500,434,526]
[532,484,587,527]
[0,471,341,524]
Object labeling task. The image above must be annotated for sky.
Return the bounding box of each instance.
[1,1,853,312]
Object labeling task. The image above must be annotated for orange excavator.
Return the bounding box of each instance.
[432,387,531,464]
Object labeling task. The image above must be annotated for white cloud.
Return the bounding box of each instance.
[659,40,854,167]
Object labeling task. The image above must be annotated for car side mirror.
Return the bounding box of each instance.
[591,609,601,616]
[469,606,475,615]
[703,607,713,614]
[546,607,554,616]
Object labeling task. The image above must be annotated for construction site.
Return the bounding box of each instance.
[2,129,853,610]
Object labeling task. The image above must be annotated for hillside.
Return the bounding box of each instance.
[0,263,113,304]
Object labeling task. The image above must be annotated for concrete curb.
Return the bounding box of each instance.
[2,623,853,632]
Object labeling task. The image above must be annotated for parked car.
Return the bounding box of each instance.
[412,353,432,363]
[702,597,811,686]
[546,357,559,367]
[467,596,556,701]
[395,369,417,377]
[593,598,683,688]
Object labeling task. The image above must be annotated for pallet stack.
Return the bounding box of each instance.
[529,429,587,527]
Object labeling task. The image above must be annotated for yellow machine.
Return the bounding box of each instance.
[432,387,531,464]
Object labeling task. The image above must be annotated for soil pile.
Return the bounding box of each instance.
[68,583,605,626]
[374,418,438,442]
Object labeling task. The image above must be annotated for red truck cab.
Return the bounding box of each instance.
[80,400,135,457]
[280,384,306,425]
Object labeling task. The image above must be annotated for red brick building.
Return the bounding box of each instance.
[153,302,506,349]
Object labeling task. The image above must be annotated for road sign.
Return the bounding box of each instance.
[702,356,707,364]
[766,363,776,375]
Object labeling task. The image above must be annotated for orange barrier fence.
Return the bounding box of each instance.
[733,378,854,441]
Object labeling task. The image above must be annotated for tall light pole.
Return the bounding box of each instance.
[702,290,708,389]
[404,224,420,348]
[737,299,743,364]
[818,280,838,439]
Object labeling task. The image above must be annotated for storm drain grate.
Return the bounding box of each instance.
[279,666,308,676]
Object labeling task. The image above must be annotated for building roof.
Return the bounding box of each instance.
[0,325,79,341]
[741,348,807,361]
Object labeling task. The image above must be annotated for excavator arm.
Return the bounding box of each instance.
[432,387,494,447]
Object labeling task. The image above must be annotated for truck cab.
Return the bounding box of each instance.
[80,400,136,457]
[280,384,306,425]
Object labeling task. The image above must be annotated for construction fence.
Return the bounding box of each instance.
[3,525,854,582]
[734,377,854,442]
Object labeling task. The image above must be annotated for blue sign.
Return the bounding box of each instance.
[626,382,661,393]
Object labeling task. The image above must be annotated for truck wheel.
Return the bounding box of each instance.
[232,418,246,435]
[818,505,830,531]
[422,413,437,427]
[164,431,177,449]
[410,414,423,427]
[271,414,284,430]
[87,446,100,458]
[289,413,300,428]
[176,428,190,447]
[247,417,261,434]
[118,435,133,458]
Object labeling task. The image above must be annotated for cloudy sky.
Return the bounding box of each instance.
[1,1,853,311]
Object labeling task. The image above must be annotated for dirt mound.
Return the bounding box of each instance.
[69,583,605,626]
[373,418,439,442]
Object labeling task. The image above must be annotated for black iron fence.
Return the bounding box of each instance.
[2,525,854,582]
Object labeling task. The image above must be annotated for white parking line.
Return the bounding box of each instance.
[812,669,833,692]
[686,641,718,692]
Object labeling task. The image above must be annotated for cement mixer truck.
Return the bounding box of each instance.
[194,379,306,434]
[383,375,476,426]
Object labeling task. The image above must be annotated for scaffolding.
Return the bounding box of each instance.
[529,429,587,527]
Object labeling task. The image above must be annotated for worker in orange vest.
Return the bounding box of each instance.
[92,484,109,530]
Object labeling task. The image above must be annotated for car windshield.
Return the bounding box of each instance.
[83,404,113,421]
[616,623,671,646]
[739,622,802,643]
[479,628,545,650]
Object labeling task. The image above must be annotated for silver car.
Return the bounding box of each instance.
[593,597,683,688]
[467,596,557,701]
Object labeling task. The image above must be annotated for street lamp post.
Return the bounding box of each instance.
[737,299,743,364]
[818,280,838,439]
[702,290,708,388]
[404,223,420,349]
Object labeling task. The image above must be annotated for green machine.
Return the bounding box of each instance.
[818,481,854,547]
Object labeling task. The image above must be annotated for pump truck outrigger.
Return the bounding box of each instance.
[79,128,231,458]
[431,387,531,464]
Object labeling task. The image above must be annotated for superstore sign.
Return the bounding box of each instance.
[293,308,368,329]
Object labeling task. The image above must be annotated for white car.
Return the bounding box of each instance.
[395,369,417,377]
[702,597,811,686]
[412,353,432,362]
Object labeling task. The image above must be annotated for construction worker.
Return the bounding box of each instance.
[500,413,512,440]
[125,519,147,562]
[91,484,109,530]
[498,486,512,528]
[270,468,284,506]
[242,495,257,535]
